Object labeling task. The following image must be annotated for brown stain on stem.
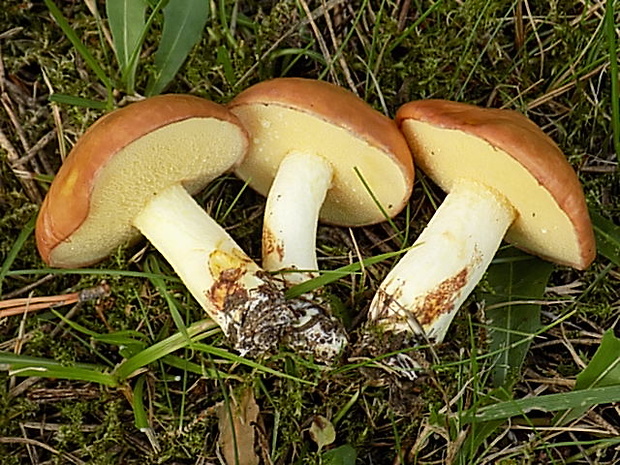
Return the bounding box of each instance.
[262,225,284,263]
[207,267,248,314]
[206,248,253,314]
[416,268,469,326]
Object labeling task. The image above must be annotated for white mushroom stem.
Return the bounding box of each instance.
[133,183,265,332]
[133,183,347,361]
[368,179,516,343]
[262,151,333,284]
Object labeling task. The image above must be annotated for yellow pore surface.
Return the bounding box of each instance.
[402,119,583,266]
[50,118,246,267]
[232,104,411,226]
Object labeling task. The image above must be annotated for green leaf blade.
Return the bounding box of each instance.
[482,249,554,388]
[322,444,357,465]
[557,330,620,424]
[0,352,117,386]
[591,210,620,267]
[285,248,411,299]
[112,320,217,381]
[106,0,147,90]
[467,385,620,423]
[146,0,210,96]
[48,93,110,109]
[44,0,113,93]
[0,214,35,295]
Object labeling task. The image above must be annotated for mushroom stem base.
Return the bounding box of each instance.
[133,183,347,361]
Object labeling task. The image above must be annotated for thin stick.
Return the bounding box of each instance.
[0,283,110,318]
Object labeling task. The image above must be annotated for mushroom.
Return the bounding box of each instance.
[36,94,346,362]
[368,99,596,349]
[228,78,414,285]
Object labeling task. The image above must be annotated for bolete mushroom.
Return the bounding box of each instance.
[368,99,596,348]
[36,94,346,362]
[228,78,414,285]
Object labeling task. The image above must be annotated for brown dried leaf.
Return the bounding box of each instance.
[216,387,262,465]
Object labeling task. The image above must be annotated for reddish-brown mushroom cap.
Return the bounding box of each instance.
[36,94,248,268]
[396,99,595,269]
[228,78,414,226]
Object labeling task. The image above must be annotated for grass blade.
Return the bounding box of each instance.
[191,342,315,385]
[146,0,210,96]
[284,248,411,299]
[0,214,35,296]
[5,268,182,282]
[216,44,235,85]
[52,310,148,349]
[556,330,620,424]
[106,0,147,91]
[144,255,190,340]
[48,93,110,109]
[131,375,161,451]
[0,352,117,386]
[44,0,113,98]
[132,375,149,430]
[482,249,553,388]
[0,352,107,371]
[9,366,118,386]
[113,319,217,380]
[466,385,620,423]
[162,354,227,379]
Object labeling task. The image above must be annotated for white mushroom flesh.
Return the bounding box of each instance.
[133,183,265,331]
[263,151,333,284]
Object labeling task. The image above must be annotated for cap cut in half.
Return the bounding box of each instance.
[36,94,346,362]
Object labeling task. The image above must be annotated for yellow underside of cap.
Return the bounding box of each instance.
[402,119,582,266]
[50,118,246,267]
[232,104,411,226]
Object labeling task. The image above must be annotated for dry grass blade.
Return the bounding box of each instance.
[0,437,85,465]
[0,127,41,203]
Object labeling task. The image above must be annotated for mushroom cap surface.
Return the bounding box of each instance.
[396,99,595,269]
[36,94,249,268]
[228,78,414,226]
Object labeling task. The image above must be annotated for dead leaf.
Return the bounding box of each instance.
[309,415,336,451]
[216,387,264,465]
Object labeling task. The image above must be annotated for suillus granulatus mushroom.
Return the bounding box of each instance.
[228,78,414,285]
[36,94,346,362]
[366,99,596,371]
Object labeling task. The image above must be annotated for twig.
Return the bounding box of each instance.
[526,63,608,110]
[0,274,55,299]
[0,437,85,465]
[321,0,358,94]
[234,0,347,89]
[0,283,111,318]
[298,0,338,84]
[10,130,56,170]
[0,127,42,203]
[41,68,67,161]
[1,93,30,152]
